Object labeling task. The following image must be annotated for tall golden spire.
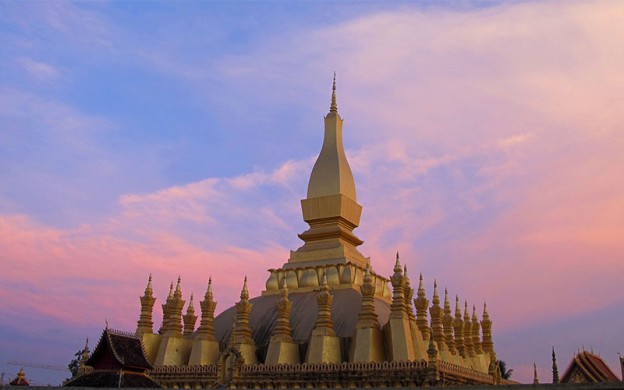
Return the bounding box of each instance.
[136,274,156,336]
[197,277,217,340]
[429,280,447,353]
[454,296,466,358]
[471,304,483,354]
[403,265,417,323]
[313,271,336,335]
[234,277,253,343]
[357,265,379,328]
[159,281,174,334]
[330,72,338,114]
[463,301,475,358]
[480,303,494,356]
[167,276,185,335]
[183,294,197,335]
[414,273,430,341]
[443,288,456,354]
[389,253,406,317]
[272,276,294,341]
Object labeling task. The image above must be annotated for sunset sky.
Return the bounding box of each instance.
[1,1,623,385]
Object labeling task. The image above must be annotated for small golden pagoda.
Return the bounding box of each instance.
[130,76,508,388]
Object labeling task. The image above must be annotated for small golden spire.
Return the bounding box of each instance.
[415,272,430,340]
[241,276,249,300]
[330,72,338,114]
[394,251,401,272]
[168,282,174,299]
[320,270,329,291]
[146,274,153,292]
[280,275,288,297]
[183,294,197,335]
[432,280,440,305]
[197,278,217,340]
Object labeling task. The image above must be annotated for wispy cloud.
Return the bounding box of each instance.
[17,57,60,81]
[1,1,623,384]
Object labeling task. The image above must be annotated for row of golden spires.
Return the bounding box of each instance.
[136,253,496,368]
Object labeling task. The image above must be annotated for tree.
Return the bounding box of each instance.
[67,349,83,380]
[498,360,514,379]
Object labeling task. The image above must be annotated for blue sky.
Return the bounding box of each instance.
[1,0,624,385]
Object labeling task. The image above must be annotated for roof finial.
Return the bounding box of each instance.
[552,347,560,383]
[330,72,338,114]
[533,362,539,384]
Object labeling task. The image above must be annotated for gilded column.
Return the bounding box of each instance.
[480,303,495,372]
[189,278,220,365]
[429,281,451,362]
[307,272,341,363]
[471,305,486,372]
[136,274,156,336]
[404,266,426,360]
[266,277,299,365]
[167,277,185,335]
[350,265,385,362]
[183,295,198,336]
[155,277,191,366]
[427,328,440,385]
[383,254,415,361]
[443,289,461,365]
[454,296,466,362]
[233,277,258,365]
[414,274,430,342]
[159,282,174,334]
[463,301,476,368]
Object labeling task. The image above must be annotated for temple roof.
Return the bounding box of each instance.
[560,351,621,383]
[64,371,161,388]
[9,368,29,386]
[88,328,153,371]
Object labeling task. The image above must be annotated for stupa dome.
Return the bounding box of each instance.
[213,290,391,362]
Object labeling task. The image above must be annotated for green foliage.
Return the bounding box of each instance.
[67,350,83,380]
[498,360,514,379]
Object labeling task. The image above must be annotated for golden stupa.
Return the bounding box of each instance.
[129,76,507,388]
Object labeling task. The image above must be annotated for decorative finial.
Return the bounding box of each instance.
[241,276,249,300]
[321,270,329,290]
[281,275,288,296]
[394,252,401,271]
[168,282,174,298]
[533,362,539,384]
[175,276,181,292]
[552,347,560,383]
[207,277,212,294]
[105,318,109,329]
[330,72,338,113]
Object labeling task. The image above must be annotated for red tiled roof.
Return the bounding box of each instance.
[87,328,153,371]
[561,351,620,383]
